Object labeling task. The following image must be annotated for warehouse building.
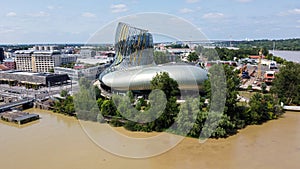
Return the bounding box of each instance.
[0,70,70,87]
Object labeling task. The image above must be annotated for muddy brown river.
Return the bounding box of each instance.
[1,109,300,169]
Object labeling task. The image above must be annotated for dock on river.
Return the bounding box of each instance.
[0,111,39,125]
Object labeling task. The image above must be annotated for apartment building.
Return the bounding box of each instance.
[32,51,60,72]
[15,46,77,73]
[15,50,34,72]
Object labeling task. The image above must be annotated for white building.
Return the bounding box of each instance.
[80,49,96,58]
[54,64,109,81]
[32,51,60,72]
[15,46,78,73]
[60,54,78,65]
[15,50,34,72]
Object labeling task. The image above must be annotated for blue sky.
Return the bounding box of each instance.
[0,0,299,44]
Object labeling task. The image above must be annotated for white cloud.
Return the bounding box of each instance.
[111,4,128,13]
[179,8,194,13]
[185,0,199,3]
[82,12,96,18]
[297,20,300,23]
[288,8,300,15]
[203,13,225,19]
[279,8,300,16]
[29,11,50,17]
[6,12,17,17]
[47,6,55,10]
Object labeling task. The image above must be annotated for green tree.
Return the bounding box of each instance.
[94,86,102,100]
[135,98,147,111]
[64,96,75,115]
[74,77,100,121]
[174,97,199,136]
[60,90,68,97]
[271,62,300,105]
[53,96,75,116]
[245,93,284,124]
[96,98,104,110]
[206,64,240,118]
[101,100,118,117]
[147,72,180,131]
[150,72,180,99]
[261,83,267,93]
[187,52,199,62]
[126,91,134,103]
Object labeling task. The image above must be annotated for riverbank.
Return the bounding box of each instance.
[1,108,300,169]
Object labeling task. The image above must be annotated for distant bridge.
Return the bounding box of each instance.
[0,98,34,113]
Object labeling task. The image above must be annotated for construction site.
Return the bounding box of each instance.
[239,50,279,91]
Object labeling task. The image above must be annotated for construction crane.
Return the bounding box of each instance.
[257,48,263,80]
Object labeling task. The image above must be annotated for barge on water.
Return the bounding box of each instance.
[0,111,39,125]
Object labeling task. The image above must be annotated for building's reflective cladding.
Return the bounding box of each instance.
[99,22,208,93]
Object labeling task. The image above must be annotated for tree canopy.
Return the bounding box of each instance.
[150,72,180,99]
[271,62,300,105]
[187,52,199,62]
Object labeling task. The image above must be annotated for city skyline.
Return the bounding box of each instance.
[1,0,300,44]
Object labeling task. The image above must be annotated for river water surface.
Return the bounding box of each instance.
[1,109,300,169]
[270,50,300,63]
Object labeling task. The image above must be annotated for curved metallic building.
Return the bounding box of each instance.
[99,22,207,92]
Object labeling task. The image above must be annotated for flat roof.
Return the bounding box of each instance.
[13,114,39,122]
[77,58,110,65]
[0,70,66,77]
[10,71,40,76]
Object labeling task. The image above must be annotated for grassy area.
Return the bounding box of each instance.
[238,91,259,99]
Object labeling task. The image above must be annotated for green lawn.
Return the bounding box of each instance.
[238,91,259,99]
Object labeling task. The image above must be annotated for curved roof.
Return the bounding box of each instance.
[101,64,207,91]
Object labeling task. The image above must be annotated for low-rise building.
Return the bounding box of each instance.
[54,63,110,81]
[60,54,78,65]
[3,58,16,70]
[80,49,96,58]
[0,70,70,87]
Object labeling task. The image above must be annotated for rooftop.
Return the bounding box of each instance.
[0,64,9,71]
[1,70,63,77]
